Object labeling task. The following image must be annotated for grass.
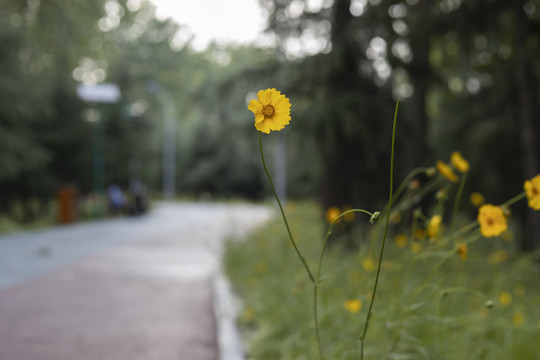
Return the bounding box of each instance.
[224,201,540,359]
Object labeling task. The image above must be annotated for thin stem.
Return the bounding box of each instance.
[259,132,315,283]
[451,172,467,231]
[314,284,324,359]
[501,191,526,208]
[360,101,399,359]
[259,133,323,360]
[317,209,375,279]
[420,232,482,287]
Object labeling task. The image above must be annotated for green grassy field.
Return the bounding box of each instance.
[224,201,540,360]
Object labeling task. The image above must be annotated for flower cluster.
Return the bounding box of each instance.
[248,89,540,359]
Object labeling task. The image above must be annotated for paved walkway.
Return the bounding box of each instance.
[0,202,271,360]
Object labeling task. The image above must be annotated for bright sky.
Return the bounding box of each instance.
[150,0,267,51]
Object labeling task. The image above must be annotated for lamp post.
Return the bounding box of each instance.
[146,80,176,200]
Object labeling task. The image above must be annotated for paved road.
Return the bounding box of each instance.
[0,202,271,360]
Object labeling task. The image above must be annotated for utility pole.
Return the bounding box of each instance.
[146,81,176,200]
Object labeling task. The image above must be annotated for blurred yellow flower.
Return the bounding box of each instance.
[344,299,362,313]
[524,174,540,210]
[362,259,376,272]
[514,284,525,297]
[478,204,508,237]
[342,205,356,222]
[326,206,341,224]
[458,244,468,260]
[395,234,408,248]
[513,312,524,327]
[450,151,469,173]
[426,215,442,238]
[499,291,512,306]
[436,160,459,183]
[413,228,425,240]
[501,230,514,243]
[469,192,485,207]
[488,250,509,265]
[411,242,422,254]
[390,212,401,224]
[256,262,269,274]
[248,88,291,133]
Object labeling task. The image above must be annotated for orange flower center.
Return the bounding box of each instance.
[262,105,275,118]
[487,217,494,226]
[532,186,539,195]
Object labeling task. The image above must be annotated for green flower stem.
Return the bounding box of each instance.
[258,132,315,284]
[259,132,324,359]
[501,191,526,208]
[420,232,482,287]
[360,101,399,359]
[393,167,429,201]
[318,209,376,280]
[313,208,377,360]
[451,172,468,231]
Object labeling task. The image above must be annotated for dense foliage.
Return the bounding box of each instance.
[1,0,539,248]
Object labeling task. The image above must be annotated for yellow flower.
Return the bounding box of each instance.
[344,299,362,313]
[325,206,341,224]
[362,259,376,272]
[436,160,459,183]
[478,204,508,237]
[524,174,540,210]
[395,234,408,248]
[458,244,468,260]
[450,151,469,173]
[411,242,422,254]
[499,291,512,306]
[469,192,485,207]
[248,88,291,133]
[426,215,442,238]
[513,312,524,327]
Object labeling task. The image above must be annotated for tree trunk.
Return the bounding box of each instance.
[514,0,540,251]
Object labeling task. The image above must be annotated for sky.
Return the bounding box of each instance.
[149,0,267,51]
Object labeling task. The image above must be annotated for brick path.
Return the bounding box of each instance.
[0,202,270,360]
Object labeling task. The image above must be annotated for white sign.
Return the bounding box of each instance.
[77,83,121,103]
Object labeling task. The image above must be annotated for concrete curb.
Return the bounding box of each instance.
[212,273,245,360]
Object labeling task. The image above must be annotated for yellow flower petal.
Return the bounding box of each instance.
[248,99,263,114]
[255,120,271,134]
[326,206,341,223]
[469,192,485,207]
[436,160,459,183]
[426,215,442,238]
[344,299,362,313]
[524,174,540,210]
[499,291,512,306]
[450,151,469,173]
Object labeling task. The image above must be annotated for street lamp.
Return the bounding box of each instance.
[146,80,176,200]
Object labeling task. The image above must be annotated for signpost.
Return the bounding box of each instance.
[77,83,121,217]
